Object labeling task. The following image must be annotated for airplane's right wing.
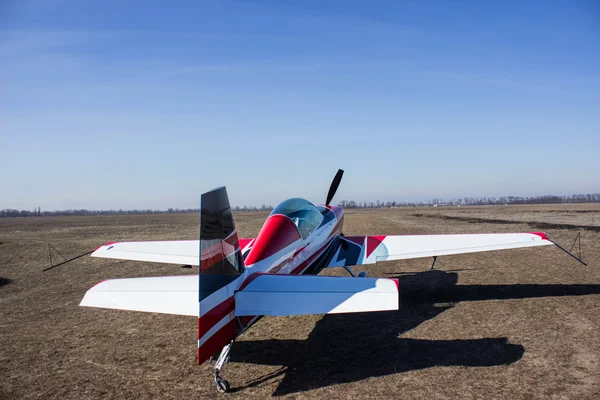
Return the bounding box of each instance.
[327,232,553,268]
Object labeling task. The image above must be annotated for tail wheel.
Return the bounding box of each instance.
[215,376,230,393]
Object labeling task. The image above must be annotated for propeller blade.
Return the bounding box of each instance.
[326,169,344,206]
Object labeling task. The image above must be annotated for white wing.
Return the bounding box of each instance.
[92,241,200,265]
[328,232,553,268]
[80,275,198,316]
[91,238,255,266]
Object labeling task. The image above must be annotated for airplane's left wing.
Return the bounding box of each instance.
[91,238,255,266]
[327,232,553,268]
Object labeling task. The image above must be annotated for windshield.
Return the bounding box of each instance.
[269,198,324,240]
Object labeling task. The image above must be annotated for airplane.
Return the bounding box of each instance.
[79,170,585,393]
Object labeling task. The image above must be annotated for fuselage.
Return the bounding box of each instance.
[243,201,344,276]
[197,198,345,364]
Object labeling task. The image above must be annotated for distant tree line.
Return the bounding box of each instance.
[232,204,274,212]
[0,204,274,218]
[1,194,598,218]
[0,207,201,218]
[338,193,600,208]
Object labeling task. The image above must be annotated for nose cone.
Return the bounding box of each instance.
[245,214,301,265]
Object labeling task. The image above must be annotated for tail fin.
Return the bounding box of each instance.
[198,187,244,365]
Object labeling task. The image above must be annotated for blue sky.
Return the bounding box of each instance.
[2,0,599,210]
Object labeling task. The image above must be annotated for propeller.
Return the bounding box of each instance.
[326,169,344,207]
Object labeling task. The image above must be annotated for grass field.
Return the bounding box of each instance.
[1,205,599,399]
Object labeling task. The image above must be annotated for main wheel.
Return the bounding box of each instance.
[215,376,230,393]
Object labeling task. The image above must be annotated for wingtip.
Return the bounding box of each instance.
[530,232,549,241]
[98,241,116,250]
[92,241,117,256]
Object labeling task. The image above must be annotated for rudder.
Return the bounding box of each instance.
[198,186,244,365]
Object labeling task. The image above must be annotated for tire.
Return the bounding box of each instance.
[215,377,230,393]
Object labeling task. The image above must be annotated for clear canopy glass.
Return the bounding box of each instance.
[270,198,324,240]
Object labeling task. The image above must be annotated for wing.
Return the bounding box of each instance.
[234,273,398,316]
[91,238,255,266]
[327,232,553,268]
[80,275,198,316]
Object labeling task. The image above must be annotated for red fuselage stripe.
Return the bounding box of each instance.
[238,238,254,250]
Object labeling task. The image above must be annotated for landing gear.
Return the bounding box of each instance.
[215,375,230,393]
[213,340,233,393]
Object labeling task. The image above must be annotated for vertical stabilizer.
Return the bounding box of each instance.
[198,187,244,365]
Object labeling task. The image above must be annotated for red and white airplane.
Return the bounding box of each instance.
[80,170,570,393]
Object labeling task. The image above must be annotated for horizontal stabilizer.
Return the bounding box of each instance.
[80,275,198,316]
[234,274,399,316]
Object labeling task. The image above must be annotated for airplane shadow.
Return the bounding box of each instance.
[0,277,12,287]
[229,270,600,396]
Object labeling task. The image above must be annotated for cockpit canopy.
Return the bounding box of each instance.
[269,198,324,240]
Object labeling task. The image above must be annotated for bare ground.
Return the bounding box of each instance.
[1,205,599,399]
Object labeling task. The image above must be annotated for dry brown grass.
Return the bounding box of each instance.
[1,205,599,399]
